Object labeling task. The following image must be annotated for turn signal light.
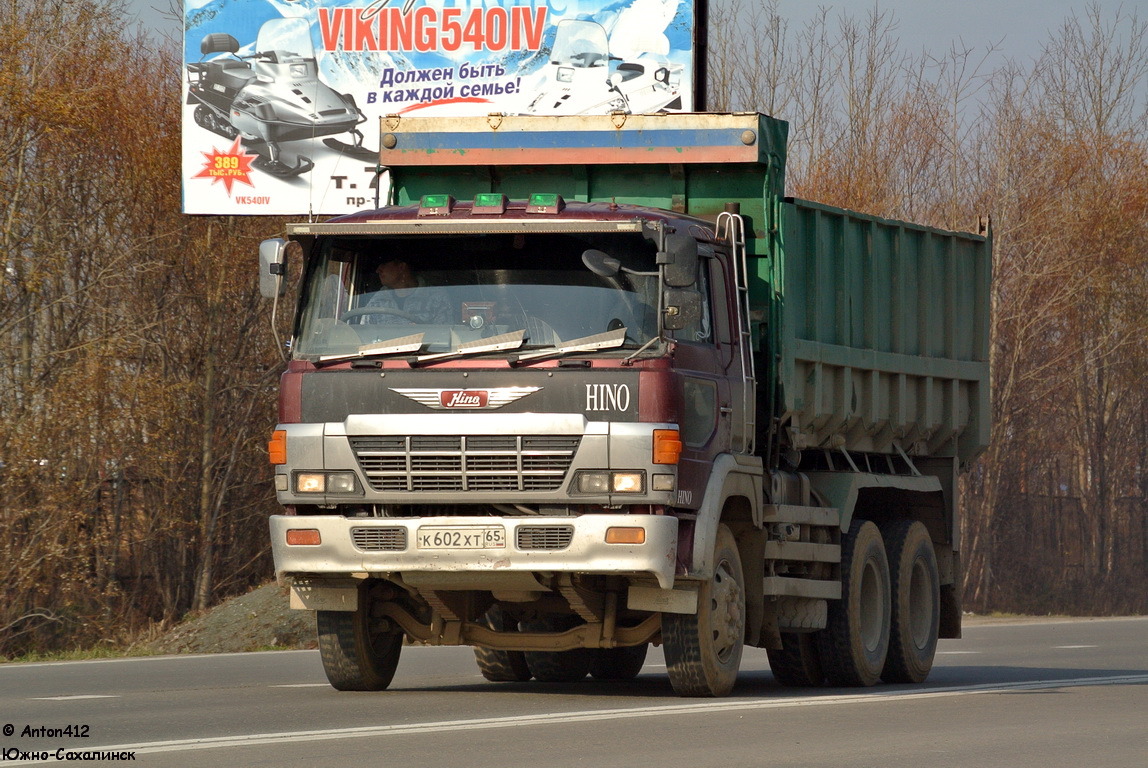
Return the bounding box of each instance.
[269,430,287,465]
[605,527,646,545]
[653,429,682,465]
[285,529,321,546]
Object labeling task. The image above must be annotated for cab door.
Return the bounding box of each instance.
[671,251,737,508]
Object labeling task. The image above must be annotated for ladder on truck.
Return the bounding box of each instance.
[716,210,756,455]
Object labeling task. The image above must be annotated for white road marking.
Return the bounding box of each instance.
[0,649,315,669]
[1054,645,1099,649]
[29,695,120,701]
[7,673,1146,764]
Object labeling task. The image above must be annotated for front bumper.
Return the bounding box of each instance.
[270,513,679,590]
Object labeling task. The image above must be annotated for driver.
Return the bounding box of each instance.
[364,257,452,325]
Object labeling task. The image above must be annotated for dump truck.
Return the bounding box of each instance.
[259,112,990,697]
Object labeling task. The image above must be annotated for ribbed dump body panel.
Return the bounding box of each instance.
[777,199,991,463]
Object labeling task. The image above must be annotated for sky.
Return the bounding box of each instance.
[124,0,177,37]
[773,0,1134,68]
[124,0,1140,63]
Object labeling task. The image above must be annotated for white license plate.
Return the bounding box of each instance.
[416,526,506,550]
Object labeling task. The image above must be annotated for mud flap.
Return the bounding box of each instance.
[939,582,962,639]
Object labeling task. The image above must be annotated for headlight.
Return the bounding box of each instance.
[573,471,645,494]
[296,473,325,493]
[327,473,357,493]
[577,472,610,494]
[612,473,644,493]
[294,472,359,494]
[557,67,574,83]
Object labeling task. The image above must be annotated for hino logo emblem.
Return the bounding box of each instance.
[390,387,541,410]
[441,390,487,408]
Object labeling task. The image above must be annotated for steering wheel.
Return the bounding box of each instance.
[607,317,639,345]
[339,306,419,324]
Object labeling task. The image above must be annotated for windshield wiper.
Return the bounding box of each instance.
[510,328,627,364]
[413,329,526,365]
[316,333,425,365]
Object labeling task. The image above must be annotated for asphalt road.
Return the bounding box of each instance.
[1,617,1145,767]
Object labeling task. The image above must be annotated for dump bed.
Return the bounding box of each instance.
[375,112,991,466]
[775,199,991,465]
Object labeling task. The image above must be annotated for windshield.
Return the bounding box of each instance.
[255,17,314,62]
[292,231,662,361]
[550,20,610,67]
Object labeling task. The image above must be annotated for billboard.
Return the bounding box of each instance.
[182,0,697,215]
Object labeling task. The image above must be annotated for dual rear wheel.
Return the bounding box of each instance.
[771,518,940,688]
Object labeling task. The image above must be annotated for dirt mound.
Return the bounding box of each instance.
[143,582,316,655]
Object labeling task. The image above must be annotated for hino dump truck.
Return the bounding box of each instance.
[259,112,990,697]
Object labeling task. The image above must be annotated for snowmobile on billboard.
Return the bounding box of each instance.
[186,17,375,178]
[523,20,683,115]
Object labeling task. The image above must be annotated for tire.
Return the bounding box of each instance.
[663,523,745,697]
[316,607,403,691]
[881,519,940,683]
[589,643,649,681]
[767,632,824,687]
[817,519,891,687]
[521,617,590,683]
[473,605,532,683]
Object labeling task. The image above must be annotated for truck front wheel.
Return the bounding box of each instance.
[817,518,891,686]
[663,523,745,697]
[881,519,940,683]
[317,606,403,691]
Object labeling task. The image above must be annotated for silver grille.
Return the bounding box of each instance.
[349,435,581,493]
[350,527,407,551]
[516,525,574,550]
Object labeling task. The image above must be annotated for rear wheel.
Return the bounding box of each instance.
[767,632,824,687]
[817,519,891,686]
[589,643,649,681]
[317,604,403,691]
[663,523,745,697]
[473,605,532,683]
[881,519,940,683]
[521,617,590,682]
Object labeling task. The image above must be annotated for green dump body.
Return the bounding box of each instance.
[380,112,991,467]
[778,199,990,465]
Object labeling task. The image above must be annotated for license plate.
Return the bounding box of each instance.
[416,526,506,550]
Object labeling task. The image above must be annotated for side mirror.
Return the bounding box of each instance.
[662,288,702,331]
[661,233,698,288]
[582,248,621,278]
[259,238,288,299]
